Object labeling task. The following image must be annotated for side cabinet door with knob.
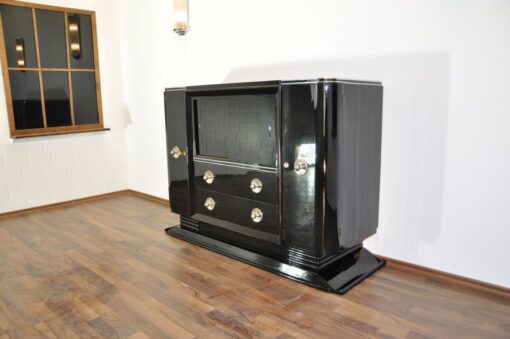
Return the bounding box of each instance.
[165,89,191,216]
[281,83,325,257]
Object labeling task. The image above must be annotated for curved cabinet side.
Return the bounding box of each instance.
[165,89,191,216]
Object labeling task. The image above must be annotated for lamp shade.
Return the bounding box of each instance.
[173,0,188,35]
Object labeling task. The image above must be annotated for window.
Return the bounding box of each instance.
[0,0,107,138]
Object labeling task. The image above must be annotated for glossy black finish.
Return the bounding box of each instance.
[167,225,385,294]
[42,71,72,127]
[194,189,279,243]
[71,72,98,125]
[36,9,67,68]
[0,5,38,68]
[194,160,278,204]
[164,79,384,294]
[194,94,277,167]
[281,82,325,257]
[334,83,383,247]
[9,70,44,129]
[164,89,191,216]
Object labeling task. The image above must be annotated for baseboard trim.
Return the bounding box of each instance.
[127,189,169,205]
[0,190,130,219]
[380,255,510,297]
[0,189,169,219]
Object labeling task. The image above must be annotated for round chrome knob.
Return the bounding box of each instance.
[204,197,216,211]
[170,146,186,159]
[283,162,290,169]
[203,170,215,184]
[251,208,263,223]
[294,159,308,175]
[250,178,263,193]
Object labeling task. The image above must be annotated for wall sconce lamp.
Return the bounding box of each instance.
[68,15,82,59]
[173,0,189,35]
[15,38,25,67]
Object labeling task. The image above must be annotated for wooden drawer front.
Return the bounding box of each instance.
[194,161,278,204]
[195,189,279,237]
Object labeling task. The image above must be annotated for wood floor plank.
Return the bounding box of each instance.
[0,195,509,338]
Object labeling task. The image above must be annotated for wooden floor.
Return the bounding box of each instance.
[0,195,509,338]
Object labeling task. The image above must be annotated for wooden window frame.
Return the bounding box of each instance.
[0,0,107,138]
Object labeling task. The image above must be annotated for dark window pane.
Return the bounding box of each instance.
[71,72,98,125]
[68,14,94,69]
[0,5,38,68]
[43,71,71,127]
[36,10,67,68]
[9,70,43,129]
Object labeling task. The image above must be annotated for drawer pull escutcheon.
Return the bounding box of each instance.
[203,170,215,184]
[204,197,216,211]
[250,178,263,193]
[251,208,263,223]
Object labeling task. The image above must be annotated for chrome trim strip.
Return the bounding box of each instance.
[282,80,320,85]
[282,79,381,86]
[334,80,382,86]
[164,87,186,91]
[194,156,278,173]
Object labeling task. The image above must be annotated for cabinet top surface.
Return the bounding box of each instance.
[165,78,382,92]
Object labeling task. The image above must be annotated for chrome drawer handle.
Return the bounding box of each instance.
[203,170,215,184]
[170,146,186,159]
[250,178,262,193]
[204,197,216,211]
[251,208,263,223]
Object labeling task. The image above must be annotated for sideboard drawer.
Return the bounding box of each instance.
[194,160,278,204]
[194,189,279,239]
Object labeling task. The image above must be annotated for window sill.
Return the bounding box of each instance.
[11,127,110,139]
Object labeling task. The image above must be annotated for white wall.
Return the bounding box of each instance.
[120,0,510,288]
[0,0,128,213]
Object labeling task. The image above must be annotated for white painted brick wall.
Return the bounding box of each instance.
[0,0,128,213]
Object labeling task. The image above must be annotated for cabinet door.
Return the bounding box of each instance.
[165,89,191,216]
[281,83,325,256]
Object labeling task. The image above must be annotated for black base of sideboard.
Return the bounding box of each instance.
[165,225,385,295]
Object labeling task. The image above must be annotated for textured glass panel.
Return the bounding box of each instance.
[68,14,94,69]
[43,71,71,127]
[0,5,38,68]
[195,94,277,166]
[36,10,67,68]
[71,72,98,125]
[9,70,43,129]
